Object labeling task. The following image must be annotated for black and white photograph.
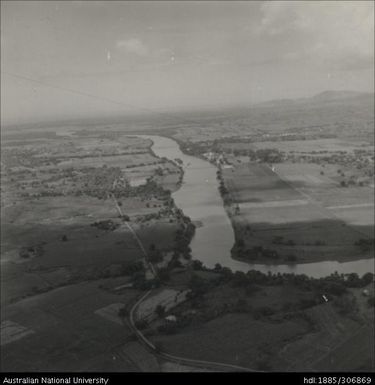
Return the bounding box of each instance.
[0,0,374,380]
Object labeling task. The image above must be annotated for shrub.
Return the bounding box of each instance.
[118,306,128,318]
[155,305,166,318]
[134,319,148,330]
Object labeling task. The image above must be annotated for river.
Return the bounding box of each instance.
[137,135,374,278]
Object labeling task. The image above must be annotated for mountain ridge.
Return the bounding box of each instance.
[255,90,374,108]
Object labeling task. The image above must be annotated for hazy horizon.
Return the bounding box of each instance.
[1,1,374,126]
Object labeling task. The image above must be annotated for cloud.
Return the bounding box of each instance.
[257,1,374,70]
[116,38,149,56]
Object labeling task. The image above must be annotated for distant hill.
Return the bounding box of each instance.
[256,90,374,108]
[214,89,374,142]
[311,90,373,102]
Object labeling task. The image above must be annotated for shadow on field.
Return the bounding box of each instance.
[232,218,374,263]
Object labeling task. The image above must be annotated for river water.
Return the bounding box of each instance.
[138,135,374,278]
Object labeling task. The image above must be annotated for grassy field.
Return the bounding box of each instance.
[145,278,317,369]
[223,163,302,203]
[328,206,374,228]
[279,299,374,371]
[1,98,373,372]
[151,312,311,369]
[252,138,373,153]
[1,279,144,371]
[312,325,374,371]
[148,273,374,372]
[1,129,184,372]
[0,125,194,373]
[223,160,374,263]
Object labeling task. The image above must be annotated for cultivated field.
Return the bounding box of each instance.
[222,147,374,264]
[1,279,145,371]
[1,91,374,372]
[1,128,184,370]
[251,138,373,153]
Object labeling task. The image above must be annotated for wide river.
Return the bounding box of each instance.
[138,135,374,278]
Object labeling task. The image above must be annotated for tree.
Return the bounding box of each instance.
[325,281,347,296]
[134,319,148,330]
[236,238,245,249]
[19,248,30,259]
[345,273,361,288]
[286,254,297,263]
[362,272,374,285]
[189,274,209,295]
[354,239,374,253]
[192,260,204,270]
[231,271,248,287]
[148,245,163,263]
[333,295,356,315]
[234,298,248,313]
[158,268,170,282]
[61,235,68,242]
[155,304,166,318]
[118,306,128,318]
[214,263,223,272]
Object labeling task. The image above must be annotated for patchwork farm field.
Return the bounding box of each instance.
[251,138,374,153]
[1,279,144,371]
[223,159,374,264]
[224,163,302,203]
[1,93,374,373]
[328,206,374,229]
[1,129,184,370]
[1,192,177,306]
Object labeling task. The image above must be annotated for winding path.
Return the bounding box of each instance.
[110,193,157,277]
[126,290,259,372]
[110,192,257,371]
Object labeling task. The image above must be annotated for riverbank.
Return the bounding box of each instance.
[139,134,374,278]
[133,261,375,372]
[231,249,375,266]
[151,133,374,266]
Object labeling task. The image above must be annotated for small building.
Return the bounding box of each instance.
[322,295,329,303]
[129,177,147,187]
[362,289,369,297]
[165,315,177,323]
[203,152,215,162]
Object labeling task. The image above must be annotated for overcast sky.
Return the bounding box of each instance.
[1,1,374,125]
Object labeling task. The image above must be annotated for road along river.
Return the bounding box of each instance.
[136,135,374,278]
